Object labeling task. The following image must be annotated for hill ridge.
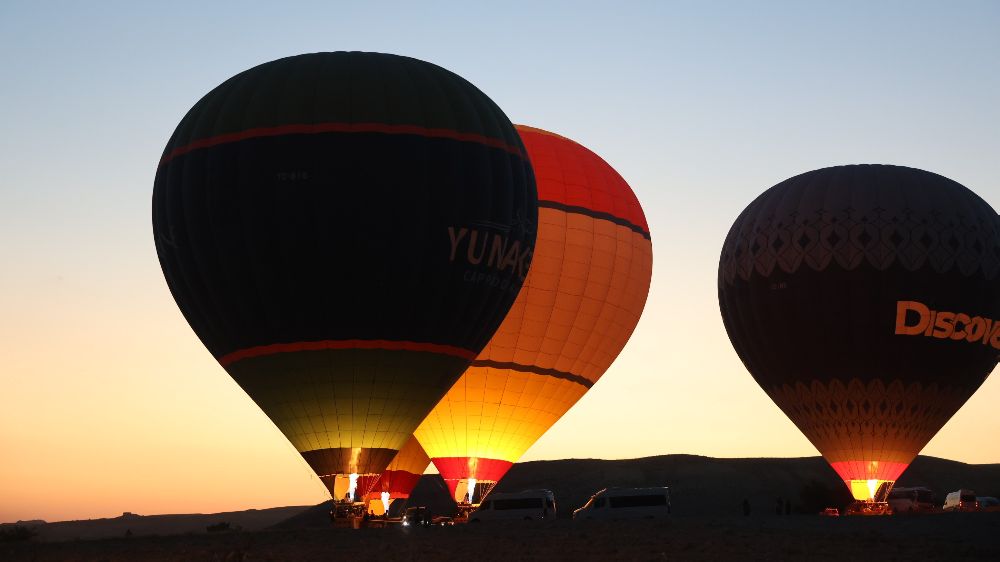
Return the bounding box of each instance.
[275,453,1000,528]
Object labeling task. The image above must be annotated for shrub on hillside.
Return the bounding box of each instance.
[206,521,231,533]
[0,525,37,543]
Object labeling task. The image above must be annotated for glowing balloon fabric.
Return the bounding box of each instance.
[153,52,536,499]
[363,435,430,512]
[415,125,652,501]
[719,165,999,501]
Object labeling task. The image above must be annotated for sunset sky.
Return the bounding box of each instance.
[1,1,998,523]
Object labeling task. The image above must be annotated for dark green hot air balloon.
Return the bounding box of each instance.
[153,52,537,501]
[719,164,998,506]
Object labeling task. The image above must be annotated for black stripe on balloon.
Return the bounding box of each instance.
[538,200,651,240]
[471,359,594,389]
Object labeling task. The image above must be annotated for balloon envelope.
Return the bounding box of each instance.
[363,435,430,515]
[153,52,536,498]
[415,125,652,502]
[719,164,999,501]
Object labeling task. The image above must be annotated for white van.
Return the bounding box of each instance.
[573,487,672,520]
[469,490,556,522]
[887,487,935,513]
[943,489,979,512]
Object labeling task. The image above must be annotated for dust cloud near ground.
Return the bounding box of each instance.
[5,513,1000,561]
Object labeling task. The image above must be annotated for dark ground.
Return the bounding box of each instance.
[5,513,1000,561]
[6,454,999,560]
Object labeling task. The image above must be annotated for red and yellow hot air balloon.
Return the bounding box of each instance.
[364,435,430,515]
[414,125,653,503]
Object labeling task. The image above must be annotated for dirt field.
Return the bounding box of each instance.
[5,512,999,561]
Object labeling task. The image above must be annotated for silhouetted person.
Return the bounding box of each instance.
[743,499,751,516]
[785,499,791,515]
[776,497,783,515]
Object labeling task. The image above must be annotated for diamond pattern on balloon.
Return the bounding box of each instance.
[720,204,998,283]
[767,378,973,467]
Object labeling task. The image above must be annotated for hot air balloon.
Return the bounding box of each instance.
[719,165,999,507]
[152,52,536,502]
[414,125,652,504]
[363,435,430,515]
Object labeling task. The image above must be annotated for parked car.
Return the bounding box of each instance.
[573,487,672,520]
[469,490,556,522]
[943,490,979,512]
[402,506,431,527]
[976,496,999,511]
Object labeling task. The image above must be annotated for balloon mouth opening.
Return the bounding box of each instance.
[453,477,500,505]
[848,479,895,502]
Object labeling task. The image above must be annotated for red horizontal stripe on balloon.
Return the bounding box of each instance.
[829,460,910,483]
[432,457,513,484]
[218,339,477,367]
[159,122,526,166]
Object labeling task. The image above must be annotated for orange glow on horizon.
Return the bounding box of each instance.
[1,271,996,524]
